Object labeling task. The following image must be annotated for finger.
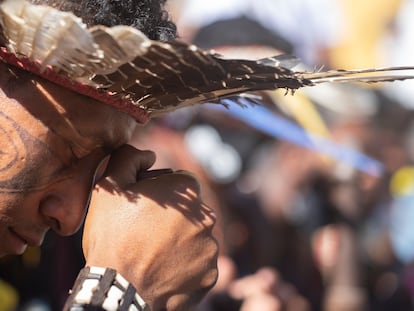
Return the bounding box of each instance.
[103,144,156,186]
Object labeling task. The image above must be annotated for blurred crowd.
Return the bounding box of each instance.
[3,0,414,310]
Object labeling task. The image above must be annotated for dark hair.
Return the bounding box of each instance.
[29,0,177,41]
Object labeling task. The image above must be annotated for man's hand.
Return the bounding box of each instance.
[82,145,219,310]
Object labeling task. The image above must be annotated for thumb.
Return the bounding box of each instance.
[102,144,156,187]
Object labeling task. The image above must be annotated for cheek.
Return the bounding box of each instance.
[0,195,30,255]
[0,192,34,224]
[0,157,59,192]
[0,112,69,192]
[0,113,29,185]
[0,200,14,227]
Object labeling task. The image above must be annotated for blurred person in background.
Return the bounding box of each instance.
[169,2,414,309]
[173,0,343,66]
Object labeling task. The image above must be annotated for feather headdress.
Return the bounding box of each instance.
[1,0,414,124]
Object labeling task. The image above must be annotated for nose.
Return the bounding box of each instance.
[39,190,90,236]
[39,157,99,236]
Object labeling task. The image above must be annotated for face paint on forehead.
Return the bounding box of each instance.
[0,110,74,193]
[0,113,27,182]
[0,68,107,157]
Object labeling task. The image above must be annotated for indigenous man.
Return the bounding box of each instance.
[0,0,218,310]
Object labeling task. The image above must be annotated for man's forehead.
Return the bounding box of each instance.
[0,64,137,158]
[0,61,110,124]
[0,62,79,104]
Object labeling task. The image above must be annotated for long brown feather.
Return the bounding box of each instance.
[1,0,414,121]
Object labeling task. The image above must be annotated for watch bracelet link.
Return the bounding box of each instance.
[63,266,149,311]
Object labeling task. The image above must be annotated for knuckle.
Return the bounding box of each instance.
[174,170,201,193]
[206,237,219,262]
[201,267,219,290]
[201,203,217,227]
[201,247,219,289]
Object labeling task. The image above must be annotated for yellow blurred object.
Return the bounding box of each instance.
[272,89,334,167]
[0,279,19,311]
[329,0,402,69]
[273,89,331,138]
[390,166,414,197]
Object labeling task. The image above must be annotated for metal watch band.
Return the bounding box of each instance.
[63,266,149,311]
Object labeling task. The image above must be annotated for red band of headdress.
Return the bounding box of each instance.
[0,47,150,124]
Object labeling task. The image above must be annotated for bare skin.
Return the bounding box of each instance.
[84,145,218,310]
[0,63,219,309]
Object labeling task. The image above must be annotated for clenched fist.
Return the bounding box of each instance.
[82,145,219,310]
